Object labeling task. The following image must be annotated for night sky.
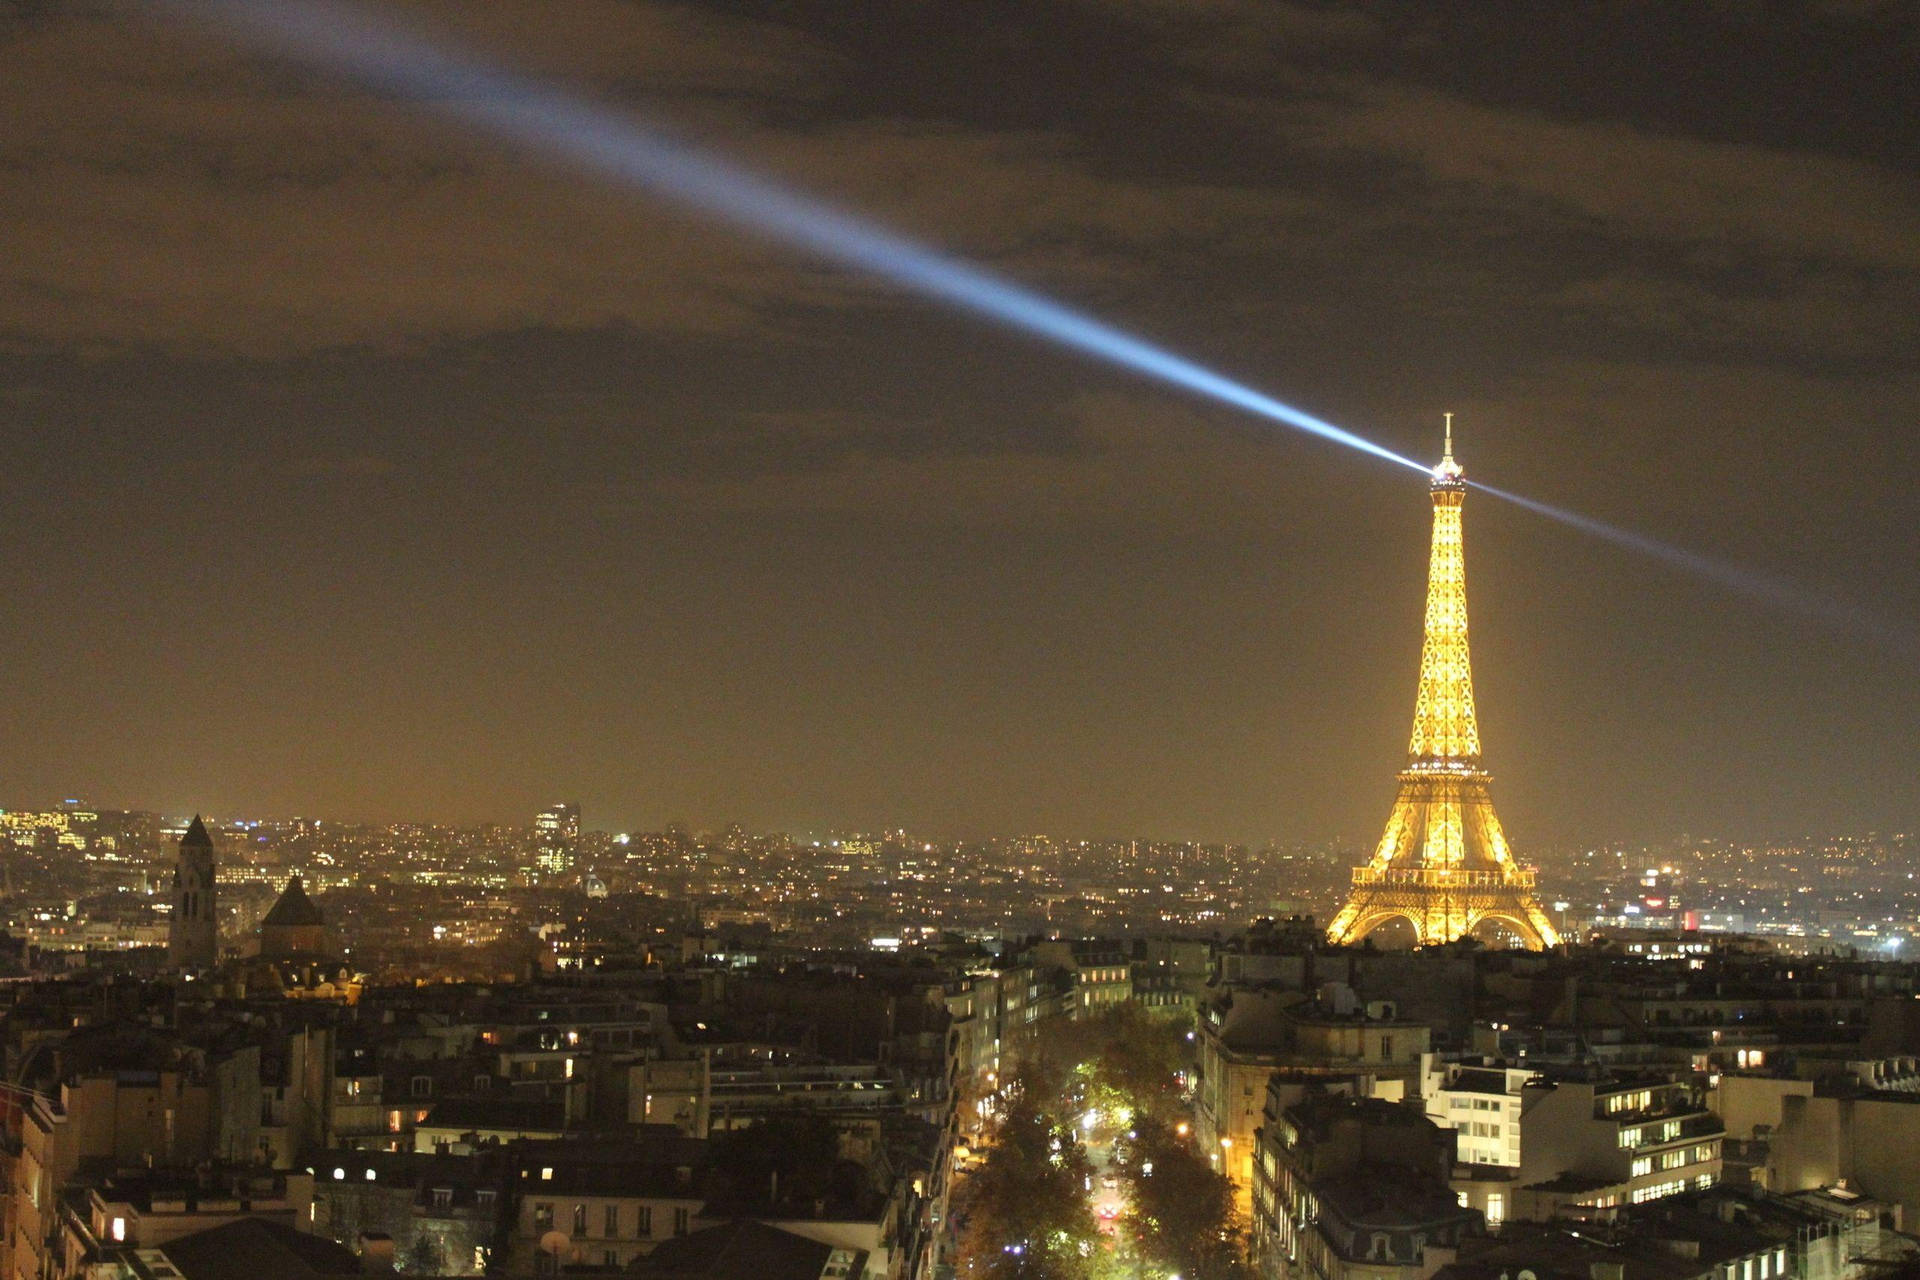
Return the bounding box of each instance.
[4,1,1916,844]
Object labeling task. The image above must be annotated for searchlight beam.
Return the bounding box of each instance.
[162,0,1905,650]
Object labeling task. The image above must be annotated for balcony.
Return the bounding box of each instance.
[1619,1112,1723,1149]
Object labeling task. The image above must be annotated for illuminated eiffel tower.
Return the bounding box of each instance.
[1325,418,1561,949]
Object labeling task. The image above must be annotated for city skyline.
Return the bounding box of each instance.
[4,2,1916,842]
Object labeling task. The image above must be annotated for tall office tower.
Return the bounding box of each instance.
[535,802,582,875]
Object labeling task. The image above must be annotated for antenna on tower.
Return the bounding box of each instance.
[1443,412,1454,461]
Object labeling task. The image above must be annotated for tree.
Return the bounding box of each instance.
[1033,1004,1191,1125]
[954,1090,1100,1280]
[1086,1005,1190,1125]
[1116,1117,1253,1280]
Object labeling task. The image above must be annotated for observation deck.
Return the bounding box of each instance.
[1349,866,1536,890]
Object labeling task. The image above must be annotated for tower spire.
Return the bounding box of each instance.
[1434,412,1463,483]
[1409,417,1476,762]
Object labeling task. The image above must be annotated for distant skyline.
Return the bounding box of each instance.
[4,2,1916,844]
[2,791,1905,855]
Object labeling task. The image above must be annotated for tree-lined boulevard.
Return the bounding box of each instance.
[952,1004,1252,1280]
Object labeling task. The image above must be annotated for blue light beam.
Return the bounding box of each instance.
[164,0,1912,653]
[1470,480,1912,652]
[164,0,1428,476]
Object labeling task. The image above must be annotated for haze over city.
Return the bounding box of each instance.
[5,0,1916,845]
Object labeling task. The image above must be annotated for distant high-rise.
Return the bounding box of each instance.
[167,815,219,969]
[1325,421,1560,950]
[535,802,582,876]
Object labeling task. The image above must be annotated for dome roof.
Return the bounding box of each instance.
[262,875,325,928]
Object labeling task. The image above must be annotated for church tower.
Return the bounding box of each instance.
[1325,420,1561,949]
[168,815,219,970]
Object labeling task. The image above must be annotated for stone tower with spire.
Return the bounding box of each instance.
[168,815,219,970]
[1324,420,1561,950]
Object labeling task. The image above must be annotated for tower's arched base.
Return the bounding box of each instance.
[1326,763,1561,951]
[1325,887,1559,950]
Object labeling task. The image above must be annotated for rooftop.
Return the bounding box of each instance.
[261,877,324,929]
[632,1220,863,1280]
[129,1217,361,1280]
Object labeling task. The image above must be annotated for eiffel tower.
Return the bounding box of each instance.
[1325,419,1561,950]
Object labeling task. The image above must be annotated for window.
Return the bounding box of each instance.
[533,1203,554,1231]
[673,1207,690,1237]
[432,1188,452,1211]
[1632,1157,1653,1177]
[475,1074,492,1092]
[1486,1194,1504,1226]
[411,1076,432,1098]
[605,1205,619,1236]
[387,1110,403,1133]
[572,1203,588,1235]
[477,1190,497,1211]
[637,1206,653,1237]
[605,1252,619,1268]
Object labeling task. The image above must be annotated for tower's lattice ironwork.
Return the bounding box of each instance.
[1325,421,1561,949]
